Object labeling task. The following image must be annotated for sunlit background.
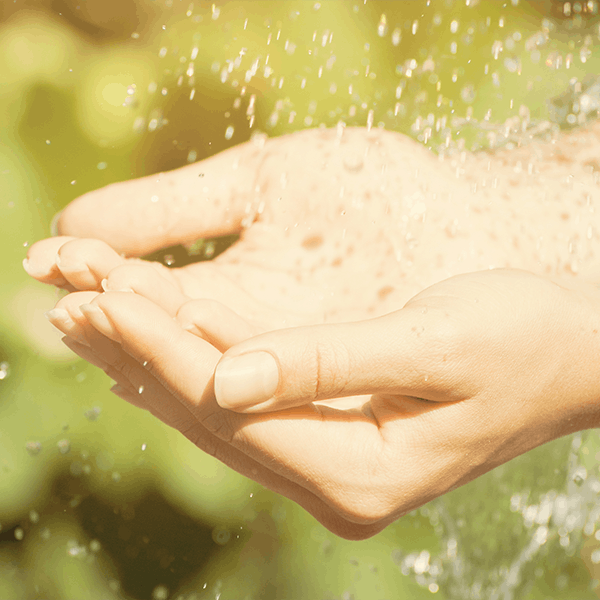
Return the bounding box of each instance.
[3,0,600,598]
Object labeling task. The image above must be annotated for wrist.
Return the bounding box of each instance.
[544,277,600,436]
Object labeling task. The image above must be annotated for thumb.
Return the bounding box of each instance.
[55,142,264,256]
[213,309,458,413]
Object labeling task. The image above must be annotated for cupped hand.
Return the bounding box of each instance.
[24,125,600,538]
[40,265,600,541]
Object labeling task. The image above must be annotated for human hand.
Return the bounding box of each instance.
[24,125,545,332]
[33,264,600,540]
[23,126,600,539]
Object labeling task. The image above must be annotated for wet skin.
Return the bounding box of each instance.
[24,125,600,539]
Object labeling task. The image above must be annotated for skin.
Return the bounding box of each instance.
[23,125,600,540]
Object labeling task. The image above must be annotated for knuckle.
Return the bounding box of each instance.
[198,408,235,442]
[312,337,352,399]
[110,356,136,381]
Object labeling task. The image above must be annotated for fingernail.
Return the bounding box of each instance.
[101,278,134,293]
[44,308,70,322]
[50,210,63,236]
[55,253,86,274]
[79,303,119,340]
[214,352,279,410]
[45,308,91,347]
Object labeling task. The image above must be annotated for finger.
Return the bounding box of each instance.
[212,306,462,413]
[176,299,263,352]
[76,291,400,525]
[55,238,127,290]
[23,236,79,287]
[102,262,189,316]
[104,372,385,540]
[54,142,267,256]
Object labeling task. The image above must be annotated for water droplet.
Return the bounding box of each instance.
[225,125,235,140]
[0,361,10,380]
[67,540,86,557]
[97,162,107,170]
[26,441,42,455]
[377,14,388,37]
[366,109,374,131]
[187,150,197,163]
[46,139,51,145]
[141,443,147,451]
[138,385,144,394]
[14,527,24,540]
[392,27,401,46]
[70,180,76,185]
[163,254,175,266]
[89,539,101,552]
[143,360,148,367]
[573,466,587,486]
[461,84,476,103]
[158,47,167,58]
[212,527,231,545]
[343,154,364,173]
[84,407,101,421]
[57,439,71,454]
[249,493,253,498]
[152,585,169,600]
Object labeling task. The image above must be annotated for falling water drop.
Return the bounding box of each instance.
[57,439,71,454]
[377,14,388,37]
[84,407,101,421]
[26,441,42,456]
[0,361,10,380]
[225,125,235,140]
[138,385,144,394]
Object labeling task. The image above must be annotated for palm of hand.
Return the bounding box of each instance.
[47,126,517,330]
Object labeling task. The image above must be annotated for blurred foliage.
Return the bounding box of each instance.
[3,0,600,598]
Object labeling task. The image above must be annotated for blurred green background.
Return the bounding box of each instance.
[3,0,600,598]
